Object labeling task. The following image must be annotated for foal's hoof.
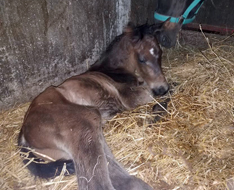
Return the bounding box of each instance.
[152,98,170,122]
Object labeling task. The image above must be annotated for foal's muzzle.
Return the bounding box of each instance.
[152,85,169,96]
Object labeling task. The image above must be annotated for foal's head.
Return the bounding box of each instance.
[126,24,169,96]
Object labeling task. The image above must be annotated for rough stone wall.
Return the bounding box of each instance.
[0,0,131,111]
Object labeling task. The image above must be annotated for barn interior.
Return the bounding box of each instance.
[0,0,234,189]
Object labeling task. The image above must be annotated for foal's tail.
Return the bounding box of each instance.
[19,147,75,179]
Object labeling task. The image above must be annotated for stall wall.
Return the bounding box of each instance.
[0,0,131,110]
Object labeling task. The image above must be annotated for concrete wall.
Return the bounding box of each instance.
[0,0,132,111]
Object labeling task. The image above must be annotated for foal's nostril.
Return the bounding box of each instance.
[152,86,169,96]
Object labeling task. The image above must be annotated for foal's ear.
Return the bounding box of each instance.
[123,22,135,34]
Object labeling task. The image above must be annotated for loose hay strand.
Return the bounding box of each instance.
[1,31,234,190]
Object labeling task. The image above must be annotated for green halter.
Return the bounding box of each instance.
[154,0,204,25]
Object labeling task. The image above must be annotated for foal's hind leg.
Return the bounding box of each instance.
[70,109,153,190]
[65,107,115,190]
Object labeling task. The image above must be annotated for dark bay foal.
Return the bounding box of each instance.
[18,24,169,190]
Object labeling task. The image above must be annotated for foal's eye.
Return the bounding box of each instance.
[138,55,146,64]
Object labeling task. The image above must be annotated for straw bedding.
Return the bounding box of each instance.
[1,30,234,190]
